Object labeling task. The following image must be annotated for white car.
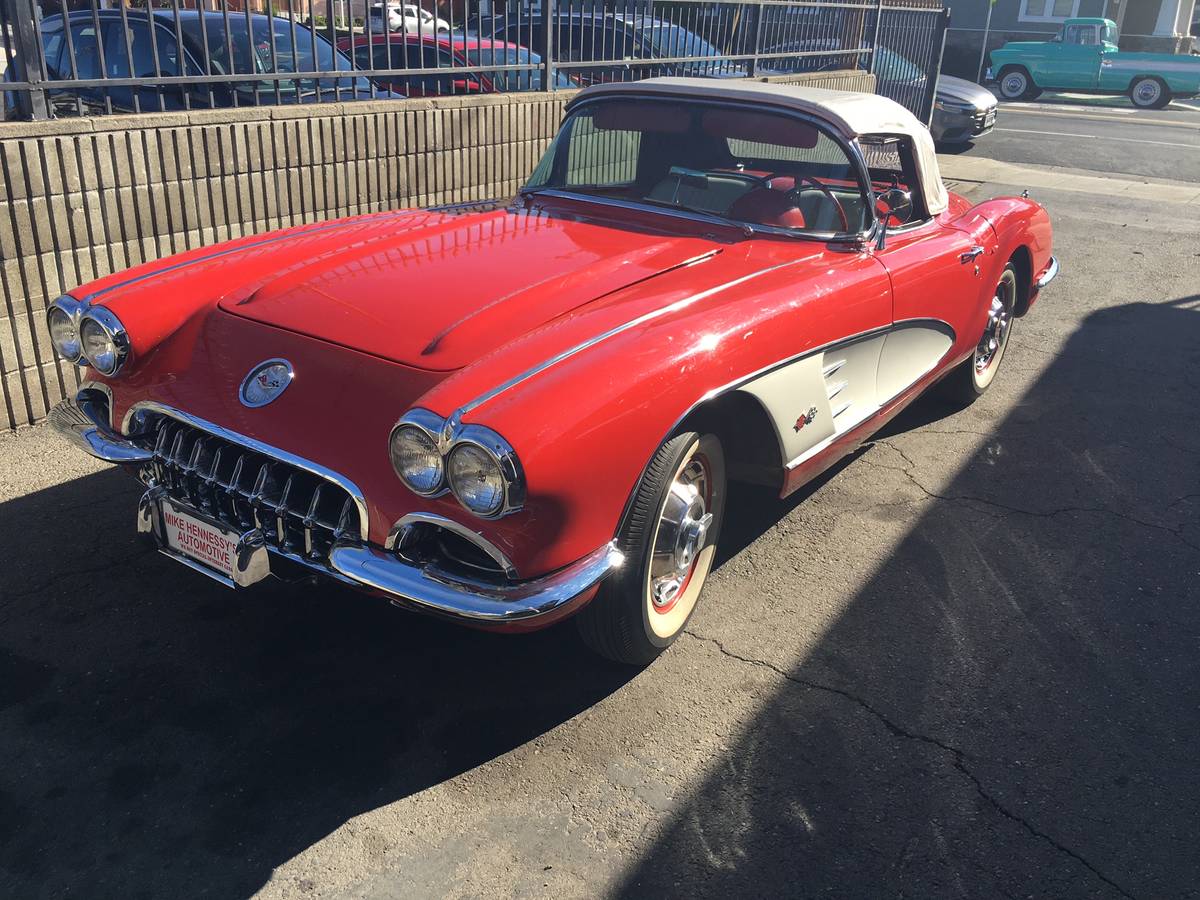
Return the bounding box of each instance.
[368,3,450,34]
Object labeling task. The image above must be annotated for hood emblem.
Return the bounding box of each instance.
[239,359,294,408]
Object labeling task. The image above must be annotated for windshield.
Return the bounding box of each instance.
[464,47,576,89]
[639,24,721,58]
[525,98,870,237]
[873,47,923,84]
[1103,23,1119,44]
[180,16,371,96]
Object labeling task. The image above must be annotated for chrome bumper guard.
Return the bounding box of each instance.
[1035,256,1059,290]
[329,541,624,624]
[49,396,624,625]
[49,395,153,464]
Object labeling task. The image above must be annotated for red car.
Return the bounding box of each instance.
[337,32,576,96]
[47,79,1056,665]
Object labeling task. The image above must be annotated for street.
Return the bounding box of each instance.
[946,93,1200,183]
[2,101,1199,899]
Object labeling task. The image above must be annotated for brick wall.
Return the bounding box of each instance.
[0,69,874,430]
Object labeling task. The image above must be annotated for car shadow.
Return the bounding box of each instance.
[617,297,1200,896]
[0,468,635,897]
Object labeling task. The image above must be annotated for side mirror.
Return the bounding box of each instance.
[875,188,913,249]
[876,188,913,226]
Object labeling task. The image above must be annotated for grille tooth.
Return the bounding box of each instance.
[141,415,358,570]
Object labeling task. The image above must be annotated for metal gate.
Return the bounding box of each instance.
[1,0,948,123]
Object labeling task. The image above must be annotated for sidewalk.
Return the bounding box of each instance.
[937,154,1200,204]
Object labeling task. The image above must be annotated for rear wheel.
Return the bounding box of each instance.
[997,66,1037,101]
[941,263,1018,405]
[1129,76,1171,109]
[576,432,726,666]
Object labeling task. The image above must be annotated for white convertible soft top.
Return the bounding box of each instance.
[574,77,950,216]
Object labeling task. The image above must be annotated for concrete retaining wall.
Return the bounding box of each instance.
[0,69,874,430]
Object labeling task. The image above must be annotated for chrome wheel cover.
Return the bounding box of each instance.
[974,270,1016,388]
[1133,79,1161,106]
[649,454,712,611]
[642,437,722,641]
[1001,72,1026,98]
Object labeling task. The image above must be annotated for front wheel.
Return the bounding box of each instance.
[576,432,726,666]
[941,263,1018,405]
[1129,76,1171,109]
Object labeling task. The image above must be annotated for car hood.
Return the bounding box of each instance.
[937,74,997,108]
[216,206,723,371]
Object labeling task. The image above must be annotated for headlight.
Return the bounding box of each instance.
[78,307,129,376]
[47,297,84,363]
[447,443,506,517]
[388,409,525,517]
[389,424,444,495]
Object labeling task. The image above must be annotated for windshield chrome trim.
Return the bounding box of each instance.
[542,93,878,243]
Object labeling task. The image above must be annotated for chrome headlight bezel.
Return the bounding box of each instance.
[46,295,88,364]
[77,306,130,376]
[389,410,447,497]
[388,408,525,519]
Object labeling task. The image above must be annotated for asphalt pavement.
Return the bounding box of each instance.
[944,92,1200,183]
[2,104,1199,899]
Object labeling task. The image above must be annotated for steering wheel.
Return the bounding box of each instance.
[779,174,850,233]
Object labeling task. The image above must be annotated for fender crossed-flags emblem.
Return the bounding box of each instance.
[794,406,818,432]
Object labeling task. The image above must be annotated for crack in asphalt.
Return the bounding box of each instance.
[864,439,1200,552]
[682,630,1138,900]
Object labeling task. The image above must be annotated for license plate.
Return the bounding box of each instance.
[983,111,996,127]
[161,500,241,581]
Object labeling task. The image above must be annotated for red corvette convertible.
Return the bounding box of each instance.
[47,79,1056,664]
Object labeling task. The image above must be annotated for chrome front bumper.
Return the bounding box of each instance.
[49,395,622,626]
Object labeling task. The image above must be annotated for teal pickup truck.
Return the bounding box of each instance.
[989,17,1200,109]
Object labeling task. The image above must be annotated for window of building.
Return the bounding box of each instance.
[1019,0,1080,22]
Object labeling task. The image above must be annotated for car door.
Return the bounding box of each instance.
[861,136,992,399]
[1051,22,1102,89]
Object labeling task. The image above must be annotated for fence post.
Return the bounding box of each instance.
[749,0,764,78]
[543,0,556,91]
[920,7,950,126]
[869,0,884,74]
[5,0,50,120]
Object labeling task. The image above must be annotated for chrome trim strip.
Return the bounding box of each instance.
[122,401,371,538]
[329,540,624,624]
[49,397,154,464]
[1035,256,1059,290]
[385,512,518,579]
[455,259,800,419]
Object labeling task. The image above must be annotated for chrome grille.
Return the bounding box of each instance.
[141,415,361,564]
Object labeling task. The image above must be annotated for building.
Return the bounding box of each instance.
[941,0,1198,80]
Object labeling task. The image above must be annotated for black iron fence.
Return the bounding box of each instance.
[1,0,947,123]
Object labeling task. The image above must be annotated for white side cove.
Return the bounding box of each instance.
[738,320,955,471]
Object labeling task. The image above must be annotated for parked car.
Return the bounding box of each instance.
[46,78,1056,665]
[367,3,450,35]
[338,33,576,95]
[3,10,382,116]
[764,40,997,144]
[487,12,747,84]
[988,17,1200,109]
[929,75,998,145]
